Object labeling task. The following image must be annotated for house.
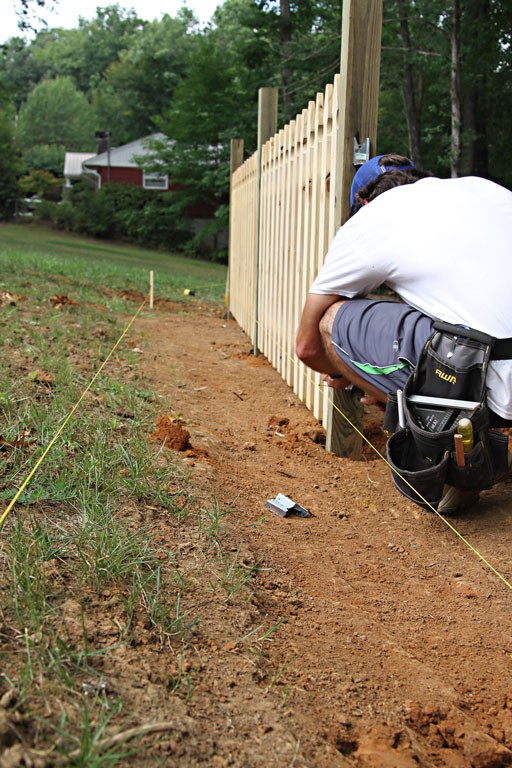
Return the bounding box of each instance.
[80,133,170,190]
[63,151,97,189]
[63,132,224,249]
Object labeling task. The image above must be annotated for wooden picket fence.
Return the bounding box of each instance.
[228,75,342,425]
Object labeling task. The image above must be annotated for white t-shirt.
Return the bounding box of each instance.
[310,176,512,419]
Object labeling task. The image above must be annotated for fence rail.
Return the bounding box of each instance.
[229,75,342,425]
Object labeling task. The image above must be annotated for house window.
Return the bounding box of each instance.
[143,172,168,190]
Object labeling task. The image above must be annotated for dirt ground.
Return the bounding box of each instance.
[104,297,512,768]
[7,293,510,768]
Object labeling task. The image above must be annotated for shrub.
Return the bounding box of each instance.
[32,198,56,223]
[50,201,80,231]
[18,170,63,201]
[34,180,226,256]
[65,182,193,248]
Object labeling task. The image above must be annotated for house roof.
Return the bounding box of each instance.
[82,133,169,170]
[64,152,96,177]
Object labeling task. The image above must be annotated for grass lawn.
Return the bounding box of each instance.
[0,224,253,765]
[0,222,228,304]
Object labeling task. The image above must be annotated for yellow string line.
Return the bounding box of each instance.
[3,298,509,591]
[255,318,512,592]
[0,297,148,531]
[325,389,512,591]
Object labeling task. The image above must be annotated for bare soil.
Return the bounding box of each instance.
[123,299,512,768]
[4,297,512,768]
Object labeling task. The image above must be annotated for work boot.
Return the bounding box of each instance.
[437,485,480,514]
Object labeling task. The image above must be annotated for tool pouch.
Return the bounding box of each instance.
[385,322,509,511]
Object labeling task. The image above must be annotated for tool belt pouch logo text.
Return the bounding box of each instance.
[386,322,509,511]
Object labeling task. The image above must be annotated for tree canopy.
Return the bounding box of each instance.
[1,0,511,242]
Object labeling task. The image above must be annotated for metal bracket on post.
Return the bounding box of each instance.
[353,137,370,166]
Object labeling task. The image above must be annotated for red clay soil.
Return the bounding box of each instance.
[133,300,512,768]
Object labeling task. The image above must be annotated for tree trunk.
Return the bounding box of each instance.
[450,0,461,177]
[396,0,422,165]
[459,0,490,178]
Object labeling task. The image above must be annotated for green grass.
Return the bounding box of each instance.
[0,225,264,764]
[0,222,227,303]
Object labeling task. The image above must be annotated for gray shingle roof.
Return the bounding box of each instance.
[82,133,168,170]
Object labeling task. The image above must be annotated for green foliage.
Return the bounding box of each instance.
[0,37,47,110]
[378,0,512,186]
[92,13,197,144]
[16,76,97,153]
[19,169,62,199]
[34,182,193,250]
[20,142,66,175]
[1,0,511,241]
[76,4,146,91]
[36,198,78,229]
[458,0,512,185]
[28,28,88,88]
[153,28,248,249]
[254,0,344,120]
[0,102,20,219]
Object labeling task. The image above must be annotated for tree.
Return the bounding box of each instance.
[21,144,67,175]
[379,0,451,173]
[76,5,145,91]
[11,0,56,34]
[91,11,197,145]
[28,28,90,91]
[0,103,20,218]
[456,0,512,184]
[211,0,343,127]
[254,0,343,121]
[395,0,424,166]
[4,0,511,242]
[18,169,62,199]
[156,30,246,210]
[379,0,512,186]
[16,76,97,173]
[0,37,49,110]
[450,0,460,176]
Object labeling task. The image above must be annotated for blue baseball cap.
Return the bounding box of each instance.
[350,155,415,205]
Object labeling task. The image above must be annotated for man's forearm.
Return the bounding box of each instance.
[296,292,340,371]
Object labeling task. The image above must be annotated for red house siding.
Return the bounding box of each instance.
[99,167,143,186]
[95,165,214,218]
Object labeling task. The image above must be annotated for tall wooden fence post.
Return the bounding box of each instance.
[325,0,383,459]
[254,87,278,355]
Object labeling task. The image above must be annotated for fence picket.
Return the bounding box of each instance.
[229,80,341,425]
[293,110,307,400]
[259,138,271,357]
[229,2,382,457]
[273,129,286,372]
[229,151,259,336]
[283,120,297,387]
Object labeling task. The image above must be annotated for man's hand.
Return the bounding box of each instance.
[323,379,387,413]
[360,394,386,412]
[322,374,352,389]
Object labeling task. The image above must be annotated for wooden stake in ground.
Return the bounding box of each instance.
[149,270,154,309]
